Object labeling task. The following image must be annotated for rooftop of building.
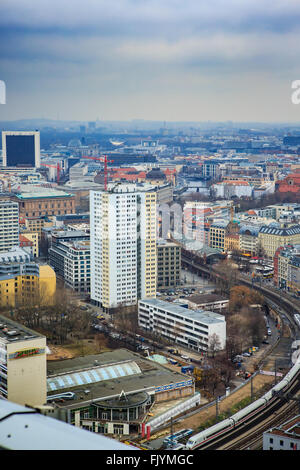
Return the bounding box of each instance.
[46,349,190,409]
[0,313,45,344]
[0,247,31,263]
[259,224,300,236]
[187,293,228,304]
[139,298,225,325]
[266,415,300,439]
[15,190,74,200]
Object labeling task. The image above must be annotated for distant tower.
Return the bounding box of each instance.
[2,131,40,168]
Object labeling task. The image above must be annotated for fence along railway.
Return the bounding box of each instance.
[180,252,300,450]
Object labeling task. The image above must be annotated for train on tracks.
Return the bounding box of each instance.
[185,353,300,450]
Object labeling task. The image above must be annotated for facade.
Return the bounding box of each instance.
[0,200,19,253]
[138,298,226,353]
[0,247,56,307]
[90,184,157,312]
[209,221,227,251]
[187,294,229,312]
[20,230,39,257]
[0,314,47,407]
[273,245,300,292]
[210,220,239,252]
[259,225,300,258]
[13,190,75,218]
[211,181,253,199]
[157,239,181,289]
[239,225,260,256]
[49,240,90,293]
[224,233,240,253]
[263,415,300,450]
[19,215,53,241]
[2,131,40,168]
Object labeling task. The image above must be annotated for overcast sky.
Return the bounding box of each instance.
[1,0,300,122]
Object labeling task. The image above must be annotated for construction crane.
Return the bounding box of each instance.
[41,162,61,183]
[82,155,114,191]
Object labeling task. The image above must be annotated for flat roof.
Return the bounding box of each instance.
[188,293,228,304]
[46,349,191,409]
[16,190,74,199]
[139,298,225,324]
[0,314,45,343]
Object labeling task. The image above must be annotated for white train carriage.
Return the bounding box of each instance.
[185,355,300,450]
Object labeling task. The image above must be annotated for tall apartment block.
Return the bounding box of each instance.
[0,200,19,252]
[90,184,157,313]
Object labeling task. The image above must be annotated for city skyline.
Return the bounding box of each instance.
[2,1,300,123]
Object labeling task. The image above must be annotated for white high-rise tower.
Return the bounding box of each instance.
[90,183,157,312]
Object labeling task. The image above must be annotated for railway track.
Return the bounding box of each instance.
[181,254,300,450]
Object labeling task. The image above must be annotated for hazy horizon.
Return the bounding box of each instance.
[2,1,300,123]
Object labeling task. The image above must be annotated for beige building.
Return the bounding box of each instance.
[20,230,39,257]
[90,184,157,312]
[13,190,75,218]
[0,315,47,407]
[258,225,300,258]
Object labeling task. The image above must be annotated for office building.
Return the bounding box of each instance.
[49,240,90,293]
[90,183,157,312]
[157,239,181,289]
[0,247,56,308]
[0,314,47,407]
[13,189,75,218]
[0,200,19,252]
[138,298,226,353]
[2,131,40,168]
[258,225,300,258]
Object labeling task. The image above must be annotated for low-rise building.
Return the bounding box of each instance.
[263,415,300,450]
[46,349,195,436]
[138,298,226,353]
[186,293,229,312]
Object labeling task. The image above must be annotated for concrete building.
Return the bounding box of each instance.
[49,240,90,294]
[263,415,300,450]
[138,298,226,353]
[0,247,56,308]
[13,190,75,218]
[239,225,260,256]
[46,349,194,436]
[0,314,47,407]
[90,184,157,312]
[0,200,19,252]
[259,225,300,258]
[186,293,229,312]
[2,131,40,168]
[157,239,181,289]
